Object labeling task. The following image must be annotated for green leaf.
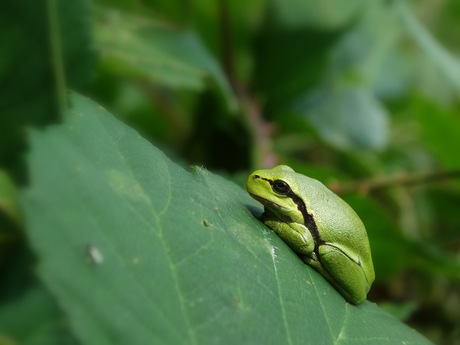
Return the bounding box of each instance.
[95,9,237,111]
[331,1,401,96]
[293,1,397,151]
[254,28,340,111]
[254,0,358,111]
[394,0,460,96]
[21,93,433,345]
[267,0,365,30]
[256,1,392,150]
[412,95,460,171]
[0,0,94,171]
[298,85,389,151]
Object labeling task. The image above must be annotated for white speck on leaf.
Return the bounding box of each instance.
[86,244,104,264]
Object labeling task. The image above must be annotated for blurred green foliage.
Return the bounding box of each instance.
[1,0,459,344]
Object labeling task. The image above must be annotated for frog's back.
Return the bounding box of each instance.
[296,175,373,271]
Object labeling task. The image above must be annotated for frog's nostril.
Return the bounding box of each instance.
[253,174,260,179]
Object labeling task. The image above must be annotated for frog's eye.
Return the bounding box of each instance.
[272,180,290,195]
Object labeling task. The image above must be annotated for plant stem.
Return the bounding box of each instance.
[47,0,67,115]
[218,0,277,169]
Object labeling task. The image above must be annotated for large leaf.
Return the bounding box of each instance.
[21,93,433,345]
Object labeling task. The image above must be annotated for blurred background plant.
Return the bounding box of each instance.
[1,0,460,344]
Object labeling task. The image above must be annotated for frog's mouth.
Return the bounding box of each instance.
[249,193,288,210]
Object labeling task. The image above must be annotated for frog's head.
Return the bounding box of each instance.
[246,165,305,223]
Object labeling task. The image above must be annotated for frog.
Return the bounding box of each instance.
[246,165,375,304]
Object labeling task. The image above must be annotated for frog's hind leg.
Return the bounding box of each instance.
[315,244,370,305]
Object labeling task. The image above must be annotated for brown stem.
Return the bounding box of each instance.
[219,0,237,91]
[329,170,460,195]
[218,0,277,168]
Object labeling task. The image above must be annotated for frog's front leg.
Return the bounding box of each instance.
[263,218,315,256]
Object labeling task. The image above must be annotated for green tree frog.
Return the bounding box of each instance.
[246,165,375,304]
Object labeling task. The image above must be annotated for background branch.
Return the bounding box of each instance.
[218,0,277,169]
[329,170,460,195]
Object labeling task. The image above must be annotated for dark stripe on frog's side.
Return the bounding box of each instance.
[255,176,324,250]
